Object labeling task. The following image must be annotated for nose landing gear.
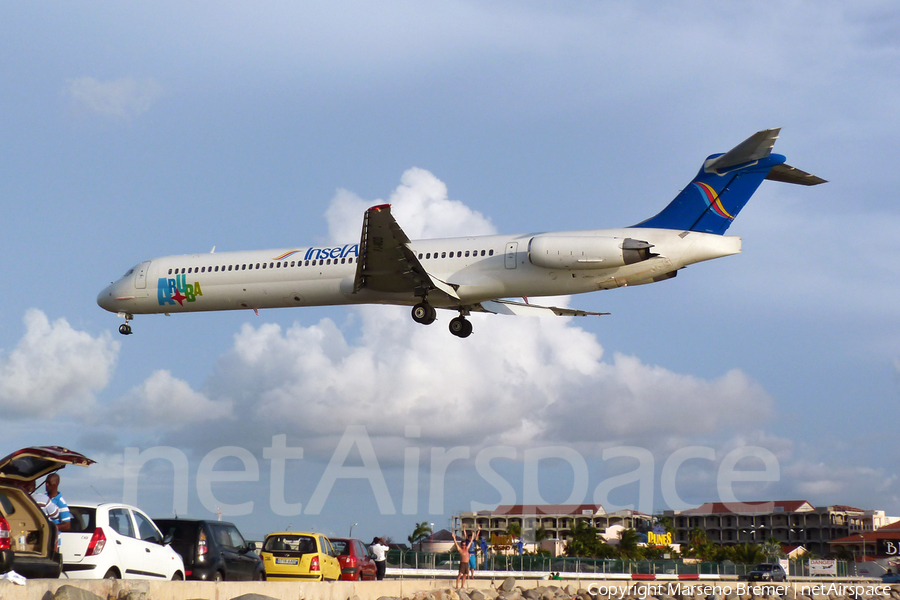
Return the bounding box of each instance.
[118,312,134,335]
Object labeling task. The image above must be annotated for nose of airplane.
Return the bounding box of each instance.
[97,285,117,312]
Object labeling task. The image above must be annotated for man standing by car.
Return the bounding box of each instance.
[370,537,389,580]
[12,480,60,522]
[45,473,72,531]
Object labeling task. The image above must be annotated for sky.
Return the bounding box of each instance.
[1,1,899,544]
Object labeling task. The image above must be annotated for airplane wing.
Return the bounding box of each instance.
[474,299,610,317]
[353,204,460,300]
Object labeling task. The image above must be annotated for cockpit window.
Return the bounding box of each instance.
[123,269,134,278]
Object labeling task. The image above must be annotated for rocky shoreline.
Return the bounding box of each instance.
[371,578,900,600]
[41,577,900,600]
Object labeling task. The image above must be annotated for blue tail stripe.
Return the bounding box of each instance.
[633,153,786,234]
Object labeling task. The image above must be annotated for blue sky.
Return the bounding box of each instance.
[1,2,898,543]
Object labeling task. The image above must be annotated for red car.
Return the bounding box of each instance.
[329,537,376,581]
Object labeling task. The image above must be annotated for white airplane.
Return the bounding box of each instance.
[98,128,824,338]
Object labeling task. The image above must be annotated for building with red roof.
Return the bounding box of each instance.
[453,504,653,549]
[662,501,898,556]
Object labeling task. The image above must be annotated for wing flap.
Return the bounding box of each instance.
[477,299,609,317]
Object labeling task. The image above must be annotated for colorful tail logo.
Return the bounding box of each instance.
[694,182,734,220]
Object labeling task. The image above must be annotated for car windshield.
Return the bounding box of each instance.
[265,534,317,554]
[757,564,775,571]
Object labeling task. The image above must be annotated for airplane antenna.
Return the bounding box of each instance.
[210,246,216,254]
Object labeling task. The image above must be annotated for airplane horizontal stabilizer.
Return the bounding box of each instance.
[765,163,827,186]
[634,128,825,235]
[703,128,780,174]
[478,299,610,317]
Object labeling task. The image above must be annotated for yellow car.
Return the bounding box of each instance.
[261,532,341,581]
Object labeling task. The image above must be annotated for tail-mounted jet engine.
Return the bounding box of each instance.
[528,235,656,270]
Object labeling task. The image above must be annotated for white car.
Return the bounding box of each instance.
[59,502,184,580]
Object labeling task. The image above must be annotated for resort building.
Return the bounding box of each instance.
[452,504,653,549]
[663,501,899,556]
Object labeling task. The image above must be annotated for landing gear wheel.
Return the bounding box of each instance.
[411,302,436,325]
[449,316,473,338]
[118,313,134,335]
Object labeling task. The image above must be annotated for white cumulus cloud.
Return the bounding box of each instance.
[114,168,774,465]
[0,309,119,418]
[116,370,233,426]
[66,76,164,120]
[325,167,495,243]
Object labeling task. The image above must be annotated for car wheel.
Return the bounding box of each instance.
[254,570,265,581]
[214,571,224,582]
[104,568,120,580]
[172,571,184,581]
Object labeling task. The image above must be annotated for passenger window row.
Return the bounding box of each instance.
[167,257,357,275]
[417,249,494,260]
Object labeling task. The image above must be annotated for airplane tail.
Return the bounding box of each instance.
[633,128,826,234]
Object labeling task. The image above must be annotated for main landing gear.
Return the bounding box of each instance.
[411,302,473,338]
[411,302,437,325]
[449,316,473,338]
[118,312,134,335]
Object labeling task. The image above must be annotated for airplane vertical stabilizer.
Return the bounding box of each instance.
[633,128,824,235]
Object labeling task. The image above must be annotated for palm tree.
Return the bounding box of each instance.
[762,536,784,559]
[731,543,766,565]
[507,522,522,540]
[408,522,433,551]
[684,527,714,561]
[617,528,643,560]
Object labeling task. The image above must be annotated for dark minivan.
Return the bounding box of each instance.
[154,519,264,581]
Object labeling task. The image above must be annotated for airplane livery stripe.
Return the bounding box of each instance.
[272,250,302,260]
[694,182,734,220]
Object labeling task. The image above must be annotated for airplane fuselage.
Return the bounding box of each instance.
[97,129,822,337]
[97,227,740,317]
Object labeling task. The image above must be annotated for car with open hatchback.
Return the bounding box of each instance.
[0,446,94,579]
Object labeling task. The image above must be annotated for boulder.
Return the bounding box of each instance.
[52,586,105,600]
[500,578,517,592]
[229,595,281,600]
[116,591,150,600]
[500,589,522,600]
